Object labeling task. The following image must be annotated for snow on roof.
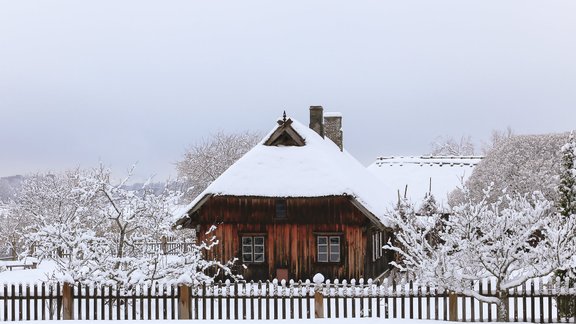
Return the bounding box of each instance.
[183,118,395,227]
[367,156,483,210]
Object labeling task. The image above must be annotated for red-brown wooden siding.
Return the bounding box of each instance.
[188,196,390,280]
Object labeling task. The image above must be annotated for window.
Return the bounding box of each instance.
[275,199,287,219]
[372,231,383,261]
[317,235,341,263]
[242,236,265,263]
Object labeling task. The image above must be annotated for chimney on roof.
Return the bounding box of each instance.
[309,106,324,138]
[324,112,343,151]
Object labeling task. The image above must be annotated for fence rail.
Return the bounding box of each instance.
[55,237,196,259]
[0,278,575,322]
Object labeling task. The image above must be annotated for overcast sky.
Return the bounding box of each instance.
[1,0,575,182]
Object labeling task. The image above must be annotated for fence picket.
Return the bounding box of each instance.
[193,283,198,320]
[479,280,484,322]
[538,278,544,323]
[33,284,38,321]
[200,282,206,320]
[243,282,247,320]
[522,281,527,322]
[547,280,552,324]
[488,280,493,322]
[470,281,475,322]
[234,282,238,320]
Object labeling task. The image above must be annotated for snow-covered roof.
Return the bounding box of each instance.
[183,118,395,227]
[367,156,483,210]
[324,112,342,117]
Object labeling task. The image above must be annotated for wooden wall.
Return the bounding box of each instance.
[189,196,390,281]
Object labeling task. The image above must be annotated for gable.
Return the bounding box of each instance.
[263,118,305,147]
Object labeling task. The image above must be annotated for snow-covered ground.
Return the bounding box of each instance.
[0,260,57,283]
[10,320,459,324]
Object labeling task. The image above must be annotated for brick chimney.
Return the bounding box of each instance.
[324,112,343,151]
[309,106,324,138]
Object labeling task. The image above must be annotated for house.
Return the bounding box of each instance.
[178,107,395,281]
[367,155,483,210]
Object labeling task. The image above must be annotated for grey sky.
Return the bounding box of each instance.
[1,0,575,182]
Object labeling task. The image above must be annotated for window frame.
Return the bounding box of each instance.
[372,231,383,261]
[274,198,287,220]
[241,235,266,264]
[316,234,342,263]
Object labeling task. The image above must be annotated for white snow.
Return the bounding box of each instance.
[368,156,482,209]
[313,273,325,284]
[0,320,455,324]
[0,260,58,284]
[183,118,395,226]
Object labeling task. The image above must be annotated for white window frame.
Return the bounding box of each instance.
[372,231,383,261]
[317,235,341,263]
[241,236,265,263]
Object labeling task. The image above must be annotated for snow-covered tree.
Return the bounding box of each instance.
[453,133,566,206]
[429,135,475,156]
[19,166,239,286]
[553,131,576,316]
[558,131,576,217]
[176,131,260,200]
[385,188,576,321]
[418,179,438,216]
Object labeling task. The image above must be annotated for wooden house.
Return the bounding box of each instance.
[178,107,395,281]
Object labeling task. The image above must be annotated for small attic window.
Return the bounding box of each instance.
[275,199,287,219]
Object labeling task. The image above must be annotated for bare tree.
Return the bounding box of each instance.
[481,126,515,154]
[176,130,261,200]
[429,135,475,156]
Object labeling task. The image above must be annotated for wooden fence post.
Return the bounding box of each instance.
[62,282,74,320]
[314,289,324,318]
[449,291,458,321]
[178,285,191,319]
[313,273,325,318]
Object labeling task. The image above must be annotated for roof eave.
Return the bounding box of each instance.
[349,197,388,230]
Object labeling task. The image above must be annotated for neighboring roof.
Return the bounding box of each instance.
[367,156,483,210]
[182,117,395,227]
